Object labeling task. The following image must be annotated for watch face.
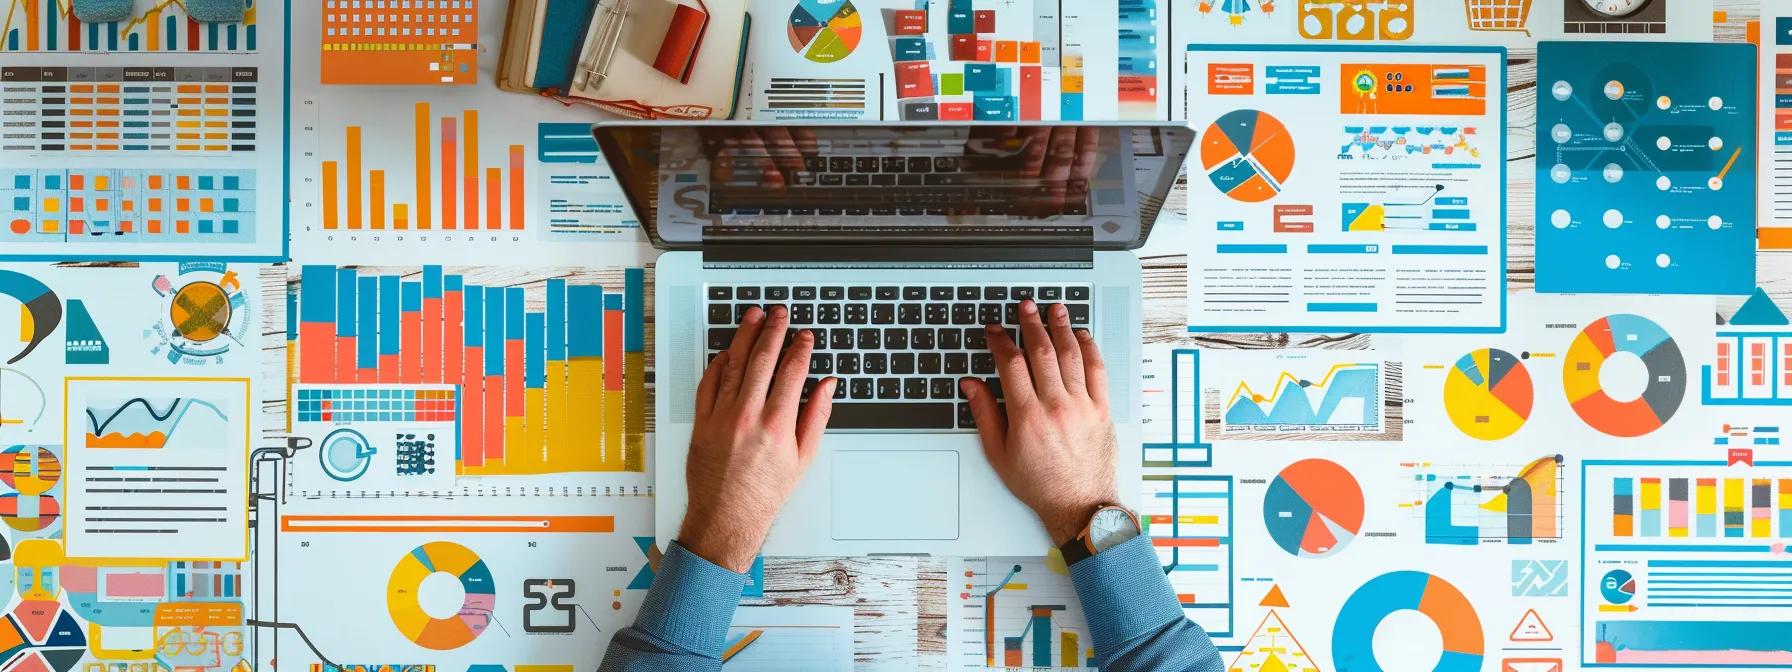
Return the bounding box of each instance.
[1088,507,1140,552]
[1579,0,1650,17]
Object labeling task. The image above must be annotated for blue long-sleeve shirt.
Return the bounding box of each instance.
[599,536,1223,671]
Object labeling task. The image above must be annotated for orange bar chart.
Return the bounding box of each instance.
[319,104,525,232]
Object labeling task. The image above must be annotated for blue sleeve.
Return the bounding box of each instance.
[598,541,748,672]
[1069,535,1224,672]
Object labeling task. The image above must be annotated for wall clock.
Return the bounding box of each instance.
[1577,0,1652,18]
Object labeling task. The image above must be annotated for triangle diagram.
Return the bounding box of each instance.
[1731,287,1790,326]
[1226,609,1318,672]
[1509,608,1554,642]
[1260,584,1290,608]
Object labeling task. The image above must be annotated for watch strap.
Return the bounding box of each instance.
[1058,533,1096,567]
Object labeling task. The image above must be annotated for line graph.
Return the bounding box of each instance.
[1222,362,1380,431]
[83,397,226,448]
[1,0,259,52]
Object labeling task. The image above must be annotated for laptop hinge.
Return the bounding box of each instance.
[701,229,1095,265]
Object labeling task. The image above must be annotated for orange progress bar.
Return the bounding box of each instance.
[280,515,615,533]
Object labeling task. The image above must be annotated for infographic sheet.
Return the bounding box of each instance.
[0,1,288,261]
[1535,41,1756,295]
[1184,45,1507,333]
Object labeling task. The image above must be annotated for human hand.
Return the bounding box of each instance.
[679,306,837,572]
[959,299,1118,545]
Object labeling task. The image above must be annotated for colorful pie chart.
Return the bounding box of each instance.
[387,541,496,650]
[1444,348,1534,441]
[1601,569,1637,605]
[788,0,861,64]
[1200,109,1296,203]
[1262,458,1363,558]
[1334,571,1484,672]
[1563,314,1685,437]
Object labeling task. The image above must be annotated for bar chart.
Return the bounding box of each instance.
[319,102,526,233]
[1582,460,1792,666]
[291,266,647,475]
[0,0,261,52]
[1611,474,1792,538]
[1143,474,1234,638]
[953,557,1095,669]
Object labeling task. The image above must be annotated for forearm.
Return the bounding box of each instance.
[598,541,748,672]
[1068,535,1224,672]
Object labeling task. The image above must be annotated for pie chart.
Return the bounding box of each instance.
[1562,314,1685,437]
[1333,571,1484,672]
[788,0,862,64]
[1200,109,1296,203]
[1444,348,1534,441]
[1262,458,1363,558]
[387,541,496,650]
[1601,569,1637,605]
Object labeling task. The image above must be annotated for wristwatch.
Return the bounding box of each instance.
[1058,504,1142,567]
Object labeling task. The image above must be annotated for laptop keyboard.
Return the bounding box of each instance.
[707,154,1089,217]
[705,284,1093,430]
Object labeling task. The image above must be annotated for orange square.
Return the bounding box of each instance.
[996,41,1018,63]
[69,174,84,190]
[148,198,163,212]
[176,219,190,234]
[69,197,84,213]
[121,199,134,211]
[199,198,214,213]
[148,175,164,189]
[69,220,84,234]
[94,175,109,190]
[176,175,192,190]
[176,197,191,211]
[148,219,162,233]
[95,198,109,211]
[1021,42,1042,64]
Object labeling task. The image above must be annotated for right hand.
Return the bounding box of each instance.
[959,300,1119,546]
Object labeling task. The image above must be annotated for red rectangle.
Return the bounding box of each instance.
[402,309,422,384]
[484,374,503,462]
[506,340,524,416]
[299,323,336,383]
[336,336,356,384]
[894,61,935,98]
[652,3,709,82]
[891,9,926,34]
[975,39,992,61]
[1020,66,1041,120]
[461,346,483,467]
[973,9,995,32]
[1208,63,1255,95]
[1273,204,1315,233]
[378,354,398,383]
[605,310,624,390]
[443,292,463,387]
[940,103,974,120]
[422,297,442,383]
[950,34,978,61]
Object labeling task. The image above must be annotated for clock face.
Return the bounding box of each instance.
[1088,507,1140,552]
[1579,0,1651,17]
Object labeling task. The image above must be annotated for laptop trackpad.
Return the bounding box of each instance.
[831,450,958,540]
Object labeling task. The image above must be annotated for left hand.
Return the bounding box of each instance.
[677,306,836,572]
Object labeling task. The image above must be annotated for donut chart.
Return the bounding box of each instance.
[1200,109,1295,203]
[1562,314,1685,437]
[1333,571,1485,672]
[387,541,496,650]
[1262,458,1363,558]
[1444,348,1534,441]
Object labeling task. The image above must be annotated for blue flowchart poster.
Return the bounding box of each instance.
[1536,41,1756,295]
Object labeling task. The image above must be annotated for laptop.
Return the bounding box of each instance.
[594,122,1195,556]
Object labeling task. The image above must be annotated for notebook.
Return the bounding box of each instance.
[499,0,749,119]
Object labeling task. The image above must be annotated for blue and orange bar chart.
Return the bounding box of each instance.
[292,266,646,474]
[1,0,260,52]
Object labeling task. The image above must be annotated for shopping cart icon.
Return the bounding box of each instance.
[1466,0,1533,35]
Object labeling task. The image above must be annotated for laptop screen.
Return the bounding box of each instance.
[593,123,1195,248]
